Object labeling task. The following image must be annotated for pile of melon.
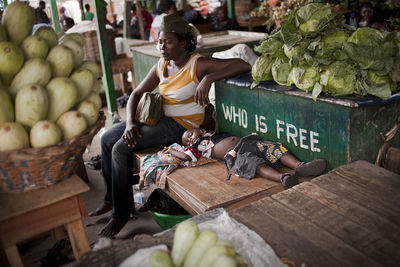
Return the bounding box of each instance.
[0,1,103,151]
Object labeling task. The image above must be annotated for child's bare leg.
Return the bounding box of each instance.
[256,163,283,182]
[279,153,301,169]
[257,163,299,189]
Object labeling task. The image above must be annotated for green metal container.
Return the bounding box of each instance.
[215,74,400,171]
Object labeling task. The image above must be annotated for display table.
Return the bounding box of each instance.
[215,74,400,170]
[0,175,90,267]
[230,160,400,266]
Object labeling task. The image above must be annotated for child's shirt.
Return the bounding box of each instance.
[184,132,233,161]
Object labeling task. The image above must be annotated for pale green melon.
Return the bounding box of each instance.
[46,77,78,122]
[0,122,29,151]
[85,92,102,110]
[90,79,102,94]
[0,88,14,126]
[21,35,49,59]
[2,1,35,45]
[0,41,24,75]
[77,100,98,126]
[61,39,84,68]
[78,61,101,79]
[56,110,87,140]
[59,33,84,47]
[9,58,52,98]
[34,26,58,48]
[46,45,74,77]
[70,68,94,102]
[15,84,48,129]
[30,120,62,148]
[0,25,7,42]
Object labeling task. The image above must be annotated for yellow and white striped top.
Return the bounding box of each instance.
[156,53,205,129]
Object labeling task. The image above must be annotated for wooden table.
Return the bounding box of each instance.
[230,160,400,266]
[0,175,90,267]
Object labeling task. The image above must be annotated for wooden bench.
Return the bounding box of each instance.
[0,175,90,267]
[135,148,284,215]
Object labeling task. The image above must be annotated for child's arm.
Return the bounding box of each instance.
[163,147,192,161]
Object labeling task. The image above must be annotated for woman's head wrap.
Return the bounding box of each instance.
[160,14,197,38]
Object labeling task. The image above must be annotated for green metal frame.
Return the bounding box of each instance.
[93,0,119,123]
[49,0,61,33]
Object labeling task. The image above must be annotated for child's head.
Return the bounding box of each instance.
[182,128,206,146]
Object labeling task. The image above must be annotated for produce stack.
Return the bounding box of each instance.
[149,220,245,267]
[0,1,104,192]
[251,3,400,100]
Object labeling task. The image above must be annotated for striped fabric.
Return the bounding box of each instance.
[156,53,205,129]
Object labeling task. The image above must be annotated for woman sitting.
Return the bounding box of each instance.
[88,14,251,237]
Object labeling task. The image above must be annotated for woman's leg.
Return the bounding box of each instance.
[100,117,186,236]
[89,122,126,217]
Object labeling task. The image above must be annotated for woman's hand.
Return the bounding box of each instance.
[122,124,142,147]
[195,75,212,106]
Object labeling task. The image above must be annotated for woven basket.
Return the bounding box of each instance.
[0,112,106,193]
[82,29,117,63]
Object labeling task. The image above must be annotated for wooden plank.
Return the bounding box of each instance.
[273,187,400,266]
[167,161,280,213]
[0,175,89,221]
[312,174,400,225]
[66,219,91,260]
[329,161,400,203]
[4,245,23,267]
[293,182,400,245]
[230,198,371,267]
[0,196,82,248]
[334,160,400,186]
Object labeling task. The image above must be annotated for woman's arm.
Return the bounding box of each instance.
[195,57,251,105]
[123,64,160,147]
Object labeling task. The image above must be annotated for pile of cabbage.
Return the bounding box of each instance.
[251,3,400,100]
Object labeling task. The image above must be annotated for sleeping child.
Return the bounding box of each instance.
[163,128,326,189]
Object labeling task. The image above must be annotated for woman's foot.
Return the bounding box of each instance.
[99,217,129,237]
[88,203,113,217]
[281,173,299,189]
[295,159,326,177]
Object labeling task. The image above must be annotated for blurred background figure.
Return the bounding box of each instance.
[210,5,238,32]
[59,6,68,27]
[84,3,94,21]
[358,2,390,31]
[63,17,75,32]
[130,4,153,40]
[150,0,177,42]
[35,0,49,24]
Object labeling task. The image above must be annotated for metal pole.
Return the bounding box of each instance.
[49,0,61,34]
[227,0,234,20]
[94,0,119,122]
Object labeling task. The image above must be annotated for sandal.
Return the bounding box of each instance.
[281,173,299,189]
[295,159,326,177]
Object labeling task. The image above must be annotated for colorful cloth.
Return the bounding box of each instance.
[140,143,216,189]
[224,134,288,180]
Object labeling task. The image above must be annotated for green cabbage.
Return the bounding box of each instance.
[323,61,357,96]
[361,71,397,99]
[251,55,274,84]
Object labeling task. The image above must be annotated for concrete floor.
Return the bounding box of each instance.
[6,107,165,267]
